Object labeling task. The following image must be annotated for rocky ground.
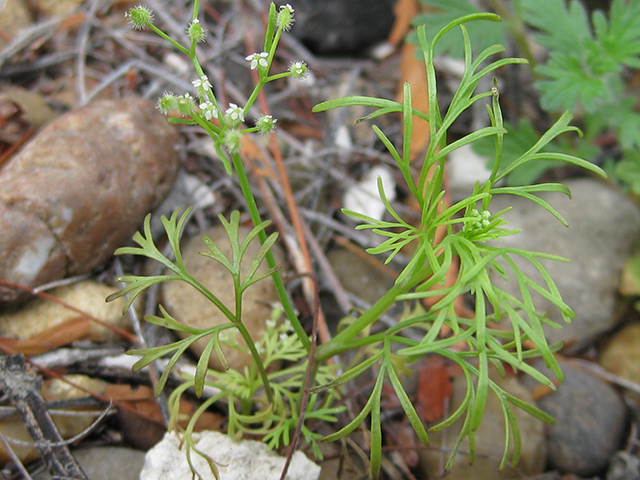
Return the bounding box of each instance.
[0,0,639,479]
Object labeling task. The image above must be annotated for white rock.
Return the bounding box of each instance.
[140,431,321,480]
[446,144,494,202]
[343,165,396,221]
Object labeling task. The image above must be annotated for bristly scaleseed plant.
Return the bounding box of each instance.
[109,2,606,479]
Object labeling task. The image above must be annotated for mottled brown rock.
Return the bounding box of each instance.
[0,97,179,302]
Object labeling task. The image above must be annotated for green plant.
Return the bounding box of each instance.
[414,0,640,187]
[110,3,605,479]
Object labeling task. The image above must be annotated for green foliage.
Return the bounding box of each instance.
[113,3,605,479]
[472,119,562,186]
[523,0,640,113]
[313,15,605,474]
[418,0,637,187]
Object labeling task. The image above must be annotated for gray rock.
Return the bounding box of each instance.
[140,431,320,480]
[488,178,640,346]
[521,358,628,476]
[607,451,640,480]
[281,0,396,55]
[33,446,146,480]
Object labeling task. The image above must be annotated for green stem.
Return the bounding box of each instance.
[149,25,189,55]
[234,317,275,403]
[230,152,311,352]
[314,262,433,362]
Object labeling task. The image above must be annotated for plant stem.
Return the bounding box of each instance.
[230,152,311,352]
[314,262,433,362]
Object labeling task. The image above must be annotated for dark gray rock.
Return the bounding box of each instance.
[488,178,640,347]
[282,0,396,55]
[521,358,628,476]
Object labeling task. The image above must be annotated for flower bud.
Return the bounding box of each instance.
[126,5,154,30]
[187,18,208,43]
[288,60,308,79]
[276,4,295,31]
[156,92,177,114]
[223,129,242,154]
[175,93,196,117]
[256,114,277,135]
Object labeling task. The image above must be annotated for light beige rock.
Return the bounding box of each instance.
[0,0,32,50]
[162,225,284,371]
[418,372,547,480]
[33,0,84,17]
[0,97,179,303]
[0,280,127,342]
[600,322,640,386]
[0,374,108,465]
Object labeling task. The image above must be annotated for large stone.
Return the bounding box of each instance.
[0,280,127,344]
[521,358,628,476]
[162,225,284,370]
[600,322,640,402]
[488,178,640,346]
[418,372,547,480]
[0,97,179,303]
[140,431,321,480]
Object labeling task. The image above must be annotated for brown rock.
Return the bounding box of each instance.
[0,97,179,302]
[162,225,284,371]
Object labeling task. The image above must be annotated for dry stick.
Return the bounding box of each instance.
[279,275,321,480]
[0,355,87,480]
[0,430,35,480]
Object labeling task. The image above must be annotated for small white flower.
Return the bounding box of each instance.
[245,52,269,71]
[279,332,288,341]
[282,4,294,13]
[266,319,277,329]
[224,103,244,126]
[199,101,218,120]
[192,75,212,92]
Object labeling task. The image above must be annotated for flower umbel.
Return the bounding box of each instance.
[224,103,244,127]
[175,93,196,117]
[192,75,212,97]
[199,101,218,120]
[126,5,154,30]
[156,92,178,114]
[256,114,277,134]
[223,129,242,154]
[276,4,295,31]
[288,60,308,79]
[245,52,269,71]
[187,18,208,43]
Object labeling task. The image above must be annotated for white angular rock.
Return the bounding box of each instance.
[140,431,321,480]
